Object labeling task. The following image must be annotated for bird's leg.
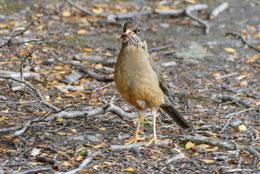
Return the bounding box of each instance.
[146,108,158,146]
[125,109,145,144]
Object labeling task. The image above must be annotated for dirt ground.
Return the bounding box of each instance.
[0,0,259,173]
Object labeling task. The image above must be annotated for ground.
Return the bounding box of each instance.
[0,0,259,173]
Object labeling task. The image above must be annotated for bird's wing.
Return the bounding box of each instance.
[142,40,171,97]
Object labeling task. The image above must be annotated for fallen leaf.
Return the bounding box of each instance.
[62,11,71,17]
[56,117,64,122]
[57,132,67,136]
[93,144,105,149]
[185,0,196,4]
[103,51,113,57]
[223,47,236,53]
[61,161,73,167]
[99,127,106,131]
[247,53,260,63]
[240,81,248,86]
[201,158,215,163]
[212,73,221,77]
[95,63,103,69]
[92,8,103,14]
[122,167,135,172]
[155,5,171,10]
[196,144,210,149]
[70,128,77,133]
[237,124,247,131]
[185,141,195,149]
[30,148,41,156]
[83,47,94,52]
[53,66,64,70]
[77,29,89,34]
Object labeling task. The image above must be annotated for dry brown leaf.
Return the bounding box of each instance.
[237,124,247,131]
[77,29,89,34]
[83,47,94,52]
[92,8,103,14]
[247,53,260,63]
[62,11,71,17]
[185,141,195,149]
[122,167,135,172]
[240,81,248,86]
[196,144,210,149]
[155,5,171,10]
[53,66,64,71]
[212,73,221,77]
[201,158,215,163]
[56,117,64,122]
[185,0,196,4]
[61,161,73,167]
[95,63,103,69]
[223,47,236,53]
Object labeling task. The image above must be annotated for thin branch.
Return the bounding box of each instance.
[56,150,99,174]
[155,4,209,34]
[211,93,255,108]
[226,32,260,52]
[0,76,59,111]
[184,4,210,34]
[20,50,39,81]
[111,139,172,151]
[66,0,105,17]
[0,16,42,48]
[208,2,229,20]
[49,51,113,82]
[11,167,54,174]
[220,108,255,133]
[175,135,260,158]
[107,104,137,119]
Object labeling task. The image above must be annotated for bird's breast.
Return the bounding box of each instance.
[114,45,164,108]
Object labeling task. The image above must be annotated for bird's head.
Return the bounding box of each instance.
[121,21,144,46]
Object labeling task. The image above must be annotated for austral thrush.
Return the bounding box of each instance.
[114,21,192,145]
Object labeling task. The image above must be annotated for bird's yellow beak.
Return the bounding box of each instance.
[125,29,132,34]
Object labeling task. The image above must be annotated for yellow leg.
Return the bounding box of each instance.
[146,108,158,146]
[125,110,145,144]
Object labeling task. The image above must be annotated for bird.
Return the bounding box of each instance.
[114,21,192,145]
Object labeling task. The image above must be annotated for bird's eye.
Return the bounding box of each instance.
[135,27,141,33]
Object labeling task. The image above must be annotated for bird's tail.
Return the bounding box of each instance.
[160,98,192,129]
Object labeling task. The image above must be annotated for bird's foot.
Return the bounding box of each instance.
[125,135,145,145]
[145,136,158,147]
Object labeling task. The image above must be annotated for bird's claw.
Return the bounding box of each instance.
[125,135,145,145]
[145,136,158,146]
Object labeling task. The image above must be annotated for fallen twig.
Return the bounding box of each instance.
[12,167,54,174]
[149,43,179,52]
[155,4,209,34]
[220,108,256,133]
[111,139,172,151]
[20,50,39,81]
[0,104,137,135]
[66,0,105,17]
[208,2,229,20]
[107,104,137,119]
[211,93,255,108]
[49,52,114,82]
[11,121,32,137]
[0,16,42,48]
[226,32,260,52]
[56,150,99,174]
[0,76,59,111]
[0,71,40,82]
[115,11,152,19]
[175,135,260,158]
[184,5,210,34]
[45,106,108,121]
